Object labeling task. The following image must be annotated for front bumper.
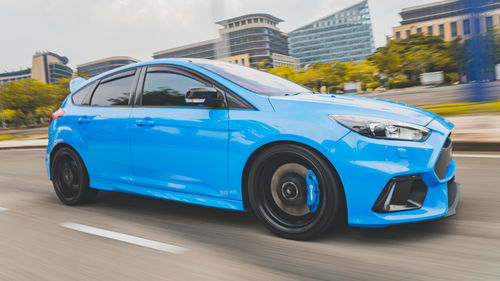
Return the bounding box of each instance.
[328,117,458,228]
[445,180,460,217]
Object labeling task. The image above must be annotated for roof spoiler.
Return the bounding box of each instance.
[69,77,87,93]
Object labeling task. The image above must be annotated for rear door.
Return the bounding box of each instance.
[79,69,138,185]
[129,66,229,198]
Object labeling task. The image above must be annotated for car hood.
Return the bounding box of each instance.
[268,94,438,127]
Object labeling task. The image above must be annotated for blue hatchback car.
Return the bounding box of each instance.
[46,59,459,239]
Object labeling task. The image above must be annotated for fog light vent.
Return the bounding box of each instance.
[372,176,427,213]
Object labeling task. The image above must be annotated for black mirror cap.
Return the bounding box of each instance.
[185,87,223,107]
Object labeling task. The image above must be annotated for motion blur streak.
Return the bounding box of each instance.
[0,149,499,280]
[0,207,7,212]
[453,154,500,159]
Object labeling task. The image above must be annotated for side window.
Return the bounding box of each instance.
[71,82,94,105]
[142,72,209,107]
[91,72,135,106]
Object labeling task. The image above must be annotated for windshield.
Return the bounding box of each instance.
[193,59,312,96]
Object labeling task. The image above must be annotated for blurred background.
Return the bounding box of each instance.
[0,0,499,280]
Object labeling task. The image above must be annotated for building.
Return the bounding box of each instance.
[271,53,300,68]
[0,69,31,85]
[153,13,295,67]
[0,51,72,85]
[77,56,139,77]
[288,0,375,67]
[393,0,500,41]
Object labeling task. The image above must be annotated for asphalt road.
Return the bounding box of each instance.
[0,149,499,281]
[0,126,47,136]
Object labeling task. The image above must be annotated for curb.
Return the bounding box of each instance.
[0,145,47,150]
[0,143,499,152]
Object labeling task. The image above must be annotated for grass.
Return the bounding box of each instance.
[421,100,500,116]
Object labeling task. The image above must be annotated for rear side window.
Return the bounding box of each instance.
[142,72,209,107]
[71,83,94,105]
[91,71,135,106]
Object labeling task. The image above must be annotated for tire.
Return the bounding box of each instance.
[248,143,344,240]
[51,147,98,205]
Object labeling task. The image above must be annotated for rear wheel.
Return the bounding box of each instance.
[248,144,344,240]
[51,147,97,205]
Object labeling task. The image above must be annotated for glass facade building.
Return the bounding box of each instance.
[288,0,375,67]
[153,14,293,67]
[0,51,72,85]
[0,69,31,85]
[77,56,139,77]
[393,0,500,41]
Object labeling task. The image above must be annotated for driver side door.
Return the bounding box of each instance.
[129,66,229,198]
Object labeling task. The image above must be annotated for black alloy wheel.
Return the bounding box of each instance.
[248,143,345,240]
[52,147,97,205]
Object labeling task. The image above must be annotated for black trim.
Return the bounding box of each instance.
[128,67,142,106]
[445,179,459,217]
[435,136,453,179]
[372,175,428,213]
[133,66,146,106]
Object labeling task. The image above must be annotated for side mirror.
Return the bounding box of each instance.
[185,87,223,107]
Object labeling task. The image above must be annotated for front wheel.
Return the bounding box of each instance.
[51,147,97,205]
[248,144,345,240]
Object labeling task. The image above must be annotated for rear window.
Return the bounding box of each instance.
[91,72,135,106]
[71,83,94,105]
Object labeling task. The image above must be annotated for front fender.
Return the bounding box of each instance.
[227,110,350,202]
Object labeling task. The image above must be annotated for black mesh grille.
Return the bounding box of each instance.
[435,136,452,179]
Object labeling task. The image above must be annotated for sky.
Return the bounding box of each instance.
[0,0,439,71]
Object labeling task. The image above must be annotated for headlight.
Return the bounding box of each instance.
[330,115,430,141]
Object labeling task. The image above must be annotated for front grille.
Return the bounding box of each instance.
[434,136,452,179]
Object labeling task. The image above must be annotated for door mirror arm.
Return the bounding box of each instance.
[185,87,224,107]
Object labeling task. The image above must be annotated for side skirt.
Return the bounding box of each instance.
[91,178,247,211]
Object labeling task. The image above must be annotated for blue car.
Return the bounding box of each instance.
[46,59,459,239]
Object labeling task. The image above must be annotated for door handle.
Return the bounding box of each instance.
[78,116,90,124]
[136,118,154,127]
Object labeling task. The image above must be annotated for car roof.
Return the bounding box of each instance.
[72,58,213,93]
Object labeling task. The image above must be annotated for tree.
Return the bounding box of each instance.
[0,78,70,127]
[368,34,460,88]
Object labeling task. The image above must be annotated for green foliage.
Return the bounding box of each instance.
[368,34,460,88]
[266,61,379,93]
[0,78,70,127]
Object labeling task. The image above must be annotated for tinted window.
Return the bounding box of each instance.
[142,72,208,106]
[72,83,94,105]
[91,74,134,106]
[193,60,311,96]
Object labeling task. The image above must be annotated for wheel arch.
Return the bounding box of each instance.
[49,143,86,180]
[241,140,346,214]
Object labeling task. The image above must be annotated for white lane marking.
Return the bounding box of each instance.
[0,207,7,212]
[453,154,500,159]
[59,222,187,254]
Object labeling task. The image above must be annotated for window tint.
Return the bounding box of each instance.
[72,83,94,105]
[91,74,134,106]
[142,72,209,106]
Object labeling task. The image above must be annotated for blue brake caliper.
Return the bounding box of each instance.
[306,169,320,213]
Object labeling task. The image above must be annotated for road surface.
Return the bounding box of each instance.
[0,149,499,281]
